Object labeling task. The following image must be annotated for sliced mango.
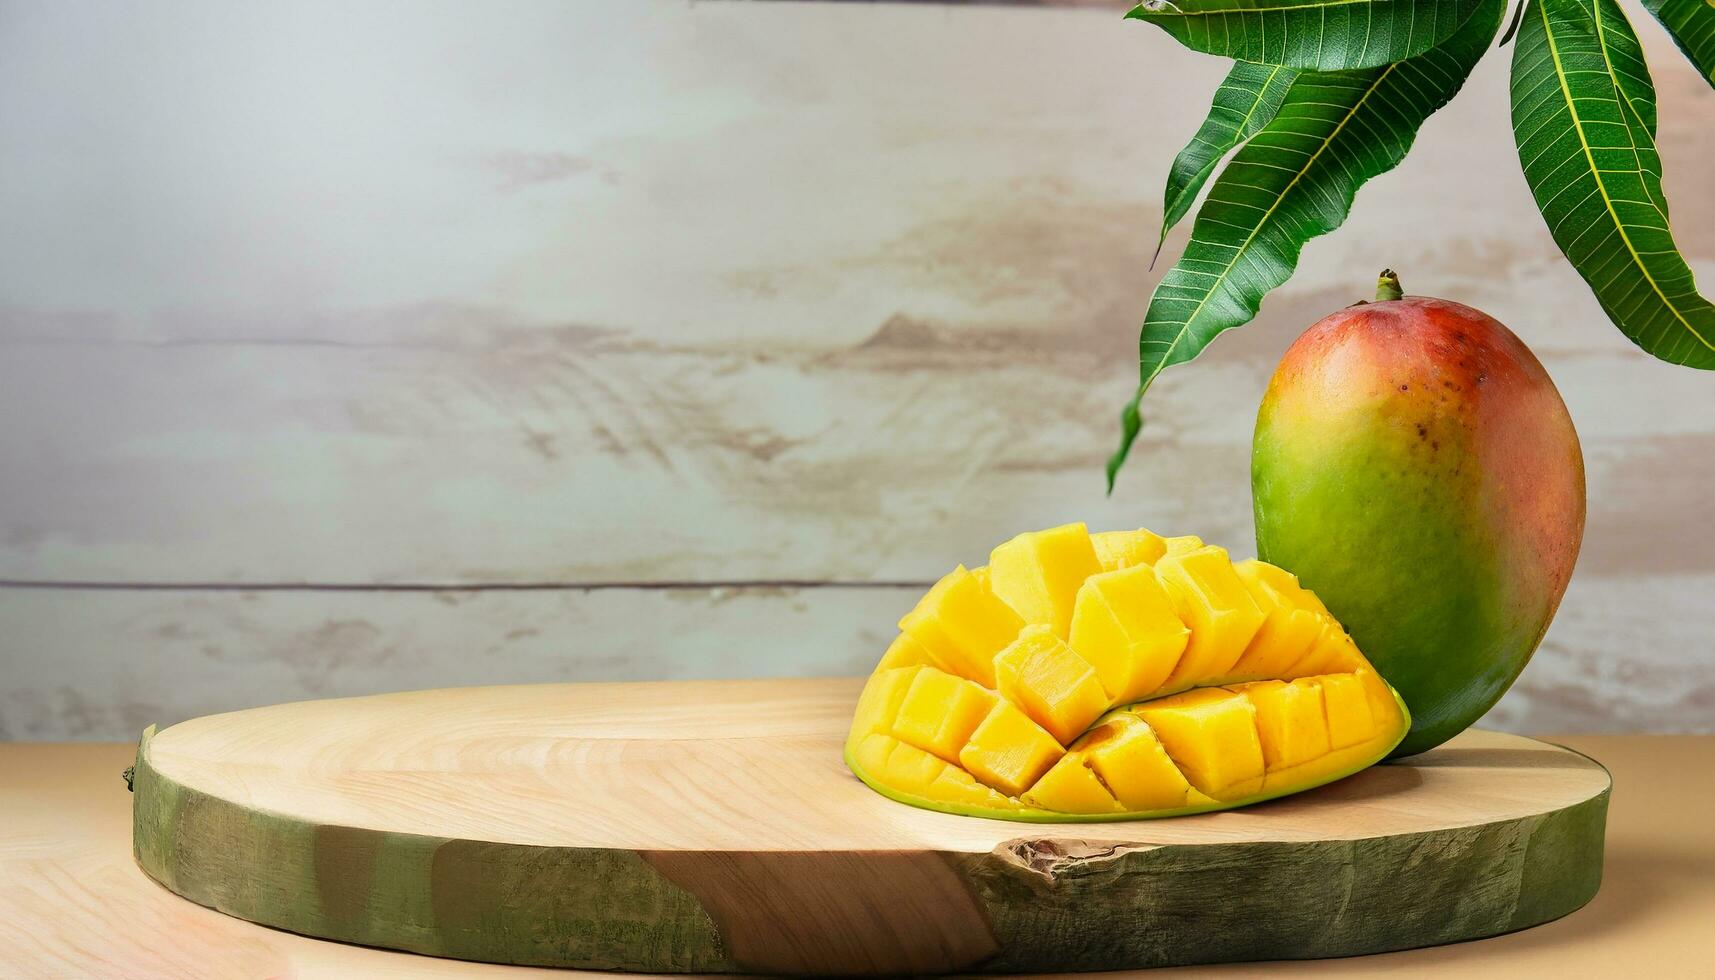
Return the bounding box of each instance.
[1319,671,1378,750]
[898,565,1022,687]
[1230,559,1324,679]
[1288,623,1364,679]
[1081,714,1198,811]
[1132,688,1265,800]
[890,667,995,763]
[1155,546,1267,686]
[1163,534,1205,557]
[856,733,1020,812]
[988,522,1102,638]
[1090,528,1168,572]
[993,625,1110,745]
[851,666,917,737]
[1237,557,1330,617]
[1241,678,1332,771]
[1068,565,1189,703]
[1022,753,1121,815]
[876,632,934,671]
[845,525,1411,822]
[959,701,1064,797]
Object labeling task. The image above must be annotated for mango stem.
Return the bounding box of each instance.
[1376,270,1404,302]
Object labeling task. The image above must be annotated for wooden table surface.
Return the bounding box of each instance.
[3,736,1711,979]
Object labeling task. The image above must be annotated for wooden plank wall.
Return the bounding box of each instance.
[2,1,1711,739]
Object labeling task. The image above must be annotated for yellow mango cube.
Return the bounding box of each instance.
[959,701,1065,797]
[865,734,944,792]
[1359,668,1406,730]
[1155,546,1267,686]
[988,523,1102,638]
[1238,558,1330,616]
[1239,679,1332,771]
[849,666,918,737]
[1289,623,1364,678]
[898,566,1023,687]
[877,633,934,671]
[1163,534,1205,557]
[858,736,1018,810]
[890,668,995,763]
[1022,753,1121,814]
[1090,528,1168,571]
[1133,688,1265,799]
[993,625,1111,745]
[852,731,897,777]
[929,765,1021,811]
[1082,716,1194,811]
[1318,673,1377,749]
[1230,559,1325,680]
[1068,565,1190,703]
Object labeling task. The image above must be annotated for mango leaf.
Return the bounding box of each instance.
[1126,0,1486,70]
[1642,0,1715,87]
[1107,0,1504,489]
[1511,0,1715,369]
[1597,0,1658,131]
[1158,62,1300,258]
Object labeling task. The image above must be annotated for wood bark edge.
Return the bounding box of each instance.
[131,726,1609,975]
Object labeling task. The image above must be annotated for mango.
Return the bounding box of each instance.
[1022,754,1121,815]
[1068,563,1190,703]
[1229,559,1324,679]
[988,522,1102,638]
[1090,528,1168,571]
[846,525,1410,821]
[992,626,1110,745]
[897,565,1023,687]
[1132,688,1265,800]
[1252,273,1584,756]
[890,667,994,763]
[959,701,1064,797]
[1154,545,1266,686]
[1082,714,1201,811]
[1243,679,1332,771]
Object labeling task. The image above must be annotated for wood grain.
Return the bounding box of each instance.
[4,736,1710,978]
[130,678,1609,974]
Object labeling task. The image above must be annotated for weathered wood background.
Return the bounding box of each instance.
[1,1,1711,739]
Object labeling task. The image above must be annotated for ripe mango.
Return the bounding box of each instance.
[847,522,1409,821]
[1252,274,1584,756]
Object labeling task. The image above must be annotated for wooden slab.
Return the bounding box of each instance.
[132,678,1610,975]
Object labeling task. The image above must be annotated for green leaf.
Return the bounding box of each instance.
[1599,0,1659,132]
[1126,0,1486,70]
[1642,0,1715,87]
[1107,0,1504,490]
[1158,62,1300,257]
[1511,0,1715,369]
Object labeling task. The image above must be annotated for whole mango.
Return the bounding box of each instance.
[1252,272,1584,757]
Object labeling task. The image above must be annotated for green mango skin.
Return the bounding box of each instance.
[1252,295,1584,757]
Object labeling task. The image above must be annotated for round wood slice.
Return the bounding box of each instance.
[131,677,1609,975]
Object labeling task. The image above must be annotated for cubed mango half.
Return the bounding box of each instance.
[846,525,1410,822]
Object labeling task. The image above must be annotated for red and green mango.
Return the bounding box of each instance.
[1252,277,1584,756]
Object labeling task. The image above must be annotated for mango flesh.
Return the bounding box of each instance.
[847,523,1410,821]
[1253,293,1584,757]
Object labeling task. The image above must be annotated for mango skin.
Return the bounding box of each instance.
[1253,296,1584,757]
